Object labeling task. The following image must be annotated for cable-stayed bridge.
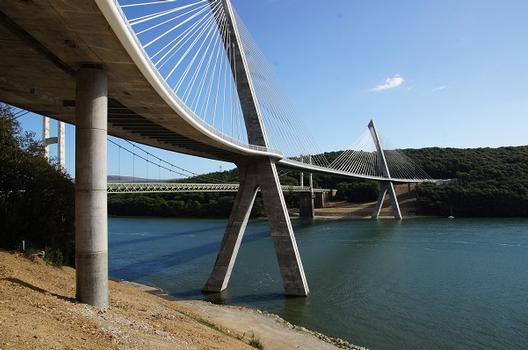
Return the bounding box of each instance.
[0,0,445,307]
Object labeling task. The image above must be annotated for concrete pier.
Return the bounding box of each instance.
[203,165,259,292]
[299,192,315,218]
[204,160,309,296]
[314,191,330,209]
[299,162,315,218]
[371,181,403,220]
[259,160,309,296]
[74,66,109,309]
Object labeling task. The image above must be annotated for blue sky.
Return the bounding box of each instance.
[18,0,528,178]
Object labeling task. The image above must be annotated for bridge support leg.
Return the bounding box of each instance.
[372,181,402,220]
[203,166,259,293]
[299,192,315,218]
[75,66,108,309]
[314,192,327,209]
[204,160,309,296]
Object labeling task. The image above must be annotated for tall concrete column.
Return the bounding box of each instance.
[299,192,315,218]
[57,121,65,170]
[42,117,50,159]
[42,117,65,170]
[75,66,108,309]
[301,156,315,218]
[314,192,326,209]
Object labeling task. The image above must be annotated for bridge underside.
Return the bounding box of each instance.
[0,1,250,163]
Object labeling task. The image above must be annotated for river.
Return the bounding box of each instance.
[108,217,528,349]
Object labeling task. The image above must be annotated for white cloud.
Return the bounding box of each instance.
[372,74,405,91]
[432,85,448,92]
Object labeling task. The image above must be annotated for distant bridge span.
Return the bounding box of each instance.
[107,182,332,194]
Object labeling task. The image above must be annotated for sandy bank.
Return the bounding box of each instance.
[0,251,365,350]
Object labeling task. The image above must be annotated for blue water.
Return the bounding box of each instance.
[108,217,528,349]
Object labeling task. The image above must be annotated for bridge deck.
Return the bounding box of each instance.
[107,183,331,194]
[0,0,278,162]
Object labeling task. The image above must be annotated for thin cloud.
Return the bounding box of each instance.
[372,74,405,91]
[432,85,448,92]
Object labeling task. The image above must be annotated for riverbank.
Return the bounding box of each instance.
[310,195,419,219]
[0,250,365,350]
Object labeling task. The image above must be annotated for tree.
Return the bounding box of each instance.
[0,104,75,265]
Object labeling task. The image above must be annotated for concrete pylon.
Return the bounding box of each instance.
[368,120,402,220]
[204,0,309,296]
[75,66,109,309]
[42,117,66,170]
[57,121,65,171]
[298,155,314,218]
[42,117,50,159]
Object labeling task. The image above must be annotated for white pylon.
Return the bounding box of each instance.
[368,120,402,220]
[42,116,66,170]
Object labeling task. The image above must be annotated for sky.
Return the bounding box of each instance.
[17,0,528,179]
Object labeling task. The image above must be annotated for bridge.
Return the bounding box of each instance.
[107,182,330,194]
[107,182,333,218]
[0,0,444,308]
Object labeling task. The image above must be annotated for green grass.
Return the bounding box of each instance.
[178,309,264,349]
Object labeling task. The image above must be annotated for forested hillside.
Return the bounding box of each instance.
[405,147,528,217]
[109,145,528,218]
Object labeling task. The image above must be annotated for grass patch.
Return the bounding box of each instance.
[195,318,230,336]
[177,309,264,348]
[249,334,264,349]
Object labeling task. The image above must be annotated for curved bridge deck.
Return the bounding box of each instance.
[0,0,279,163]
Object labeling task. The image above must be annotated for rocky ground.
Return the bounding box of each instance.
[0,251,365,350]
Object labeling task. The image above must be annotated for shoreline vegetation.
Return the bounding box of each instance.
[108,146,528,219]
[0,251,365,350]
